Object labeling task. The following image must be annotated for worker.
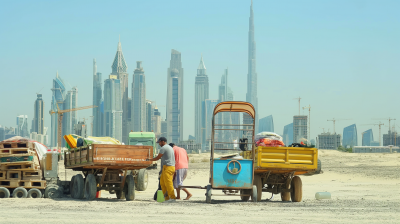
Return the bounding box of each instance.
[169,143,192,200]
[147,137,176,202]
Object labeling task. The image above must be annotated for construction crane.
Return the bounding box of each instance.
[293,97,301,115]
[302,105,311,140]
[327,118,351,134]
[320,127,325,133]
[373,118,396,134]
[361,122,384,146]
[50,103,97,151]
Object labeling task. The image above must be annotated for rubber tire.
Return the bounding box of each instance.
[251,185,258,202]
[28,188,42,198]
[281,180,291,202]
[252,174,262,202]
[73,174,85,199]
[291,176,303,202]
[205,185,212,204]
[315,159,322,174]
[45,184,64,199]
[70,175,76,198]
[84,174,97,200]
[0,187,10,198]
[13,187,28,198]
[136,169,148,191]
[240,189,250,201]
[123,175,135,201]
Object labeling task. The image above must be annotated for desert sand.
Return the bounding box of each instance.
[0,150,399,223]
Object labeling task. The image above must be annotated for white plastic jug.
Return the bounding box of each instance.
[315,192,331,200]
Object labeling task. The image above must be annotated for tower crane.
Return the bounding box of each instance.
[327,118,351,134]
[360,122,384,146]
[50,103,97,151]
[293,97,301,115]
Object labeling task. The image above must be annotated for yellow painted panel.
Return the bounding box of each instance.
[261,158,285,163]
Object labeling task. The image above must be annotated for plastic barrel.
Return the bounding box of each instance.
[315,192,331,200]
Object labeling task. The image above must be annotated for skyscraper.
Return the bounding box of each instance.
[152,106,162,138]
[362,129,374,146]
[146,100,154,132]
[246,1,259,132]
[293,115,307,143]
[50,71,66,147]
[195,55,209,144]
[283,123,294,146]
[16,115,29,137]
[203,99,219,150]
[63,87,78,138]
[343,124,357,148]
[33,94,44,135]
[0,126,5,141]
[103,75,123,142]
[166,50,184,143]
[259,115,274,132]
[92,59,103,137]
[111,38,129,144]
[132,61,146,132]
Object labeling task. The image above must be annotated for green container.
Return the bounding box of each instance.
[0,156,34,163]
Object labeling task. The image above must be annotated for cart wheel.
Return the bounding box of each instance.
[252,174,262,202]
[73,174,85,199]
[28,188,42,198]
[205,185,212,204]
[136,169,148,191]
[45,184,64,199]
[315,159,322,174]
[251,185,258,202]
[124,175,135,201]
[291,176,302,202]
[70,175,76,197]
[0,187,10,198]
[13,187,28,198]
[281,179,291,202]
[84,174,97,200]
[240,189,250,201]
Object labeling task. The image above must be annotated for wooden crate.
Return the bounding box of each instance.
[18,180,46,189]
[7,171,22,180]
[22,171,42,180]
[0,171,6,180]
[0,142,35,149]
[0,161,39,171]
[0,180,19,188]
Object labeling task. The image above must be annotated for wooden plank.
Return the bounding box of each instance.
[120,169,128,190]
[7,171,22,180]
[46,154,52,170]
[0,171,6,180]
[99,168,107,187]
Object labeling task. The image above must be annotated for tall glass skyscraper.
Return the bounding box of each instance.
[283,123,294,146]
[111,38,129,144]
[63,87,78,140]
[259,115,274,133]
[16,115,29,138]
[132,61,146,132]
[92,59,103,137]
[246,1,259,133]
[195,55,209,144]
[33,94,44,135]
[203,99,219,150]
[362,129,374,146]
[103,75,123,142]
[166,50,184,143]
[50,71,66,147]
[343,124,358,148]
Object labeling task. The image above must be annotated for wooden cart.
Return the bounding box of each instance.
[64,144,153,201]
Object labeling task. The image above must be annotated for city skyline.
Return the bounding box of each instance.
[1,0,399,144]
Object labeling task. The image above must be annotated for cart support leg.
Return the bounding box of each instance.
[99,168,107,188]
[120,169,128,190]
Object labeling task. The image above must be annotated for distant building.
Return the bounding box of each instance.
[177,140,202,154]
[203,99,219,150]
[362,129,374,146]
[152,107,162,138]
[0,126,5,141]
[259,115,274,133]
[293,116,307,143]
[188,135,195,140]
[161,120,167,139]
[194,55,209,144]
[16,115,29,138]
[92,59,103,137]
[50,71,66,147]
[283,123,293,146]
[342,124,357,148]
[166,50,184,143]
[74,121,87,137]
[318,132,341,149]
[146,100,154,132]
[370,141,380,146]
[383,131,400,146]
[103,75,123,142]
[63,87,78,137]
[111,38,129,144]
[33,94,44,135]
[132,61,146,132]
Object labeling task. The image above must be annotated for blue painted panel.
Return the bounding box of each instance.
[212,159,253,189]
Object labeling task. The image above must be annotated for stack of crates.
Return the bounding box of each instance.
[0,141,46,191]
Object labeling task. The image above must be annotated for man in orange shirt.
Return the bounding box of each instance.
[169,143,192,200]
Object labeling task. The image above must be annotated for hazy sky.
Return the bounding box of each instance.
[1,0,399,143]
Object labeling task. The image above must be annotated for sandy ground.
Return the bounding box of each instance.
[0,150,399,223]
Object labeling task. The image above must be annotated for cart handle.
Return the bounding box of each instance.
[227,160,242,175]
